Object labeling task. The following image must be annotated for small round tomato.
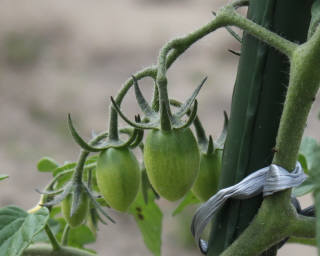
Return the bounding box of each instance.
[61,190,89,228]
[191,149,222,201]
[96,147,140,212]
[144,128,200,201]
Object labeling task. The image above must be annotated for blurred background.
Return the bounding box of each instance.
[0,0,319,255]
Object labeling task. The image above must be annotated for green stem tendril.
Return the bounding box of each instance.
[61,224,70,246]
[108,67,157,140]
[44,225,61,251]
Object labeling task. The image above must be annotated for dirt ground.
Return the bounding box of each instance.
[0,0,319,255]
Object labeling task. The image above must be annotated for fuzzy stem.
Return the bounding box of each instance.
[220,191,294,256]
[44,225,60,251]
[22,244,96,256]
[107,0,294,134]
[72,150,89,184]
[220,24,320,256]
[273,26,320,169]
[223,9,298,58]
[108,67,157,140]
[71,132,108,184]
[290,214,316,238]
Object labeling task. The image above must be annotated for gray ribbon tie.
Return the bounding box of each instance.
[191,162,306,248]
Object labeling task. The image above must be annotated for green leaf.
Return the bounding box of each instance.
[308,0,320,39]
[50,206,61,218]
[68,225,96,249]
[0,206,49,256]
[297,137,320,198]
[299,137,320,172]
[55,218,96,250]
[37,157,59,172]
[0,175,9,181]
[298,154,308,174]
[53,162,76,177]
[172,190,200,216]
[53,156,98,177]
[128,190,162,256]
[293,178,315,197]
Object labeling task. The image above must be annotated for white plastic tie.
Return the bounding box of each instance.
[191,162,306,248]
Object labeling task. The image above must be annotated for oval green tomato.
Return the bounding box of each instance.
[96,147,140,212]
[191,149,222,201]
[144,128,200,201]
[61,190,89,228]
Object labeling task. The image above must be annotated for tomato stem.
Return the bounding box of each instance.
[22,244,96,256]
[44,224,61,251]
[219,6,320,256]
[61,224,70,246]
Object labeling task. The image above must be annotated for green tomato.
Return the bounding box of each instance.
[191,149,222,202]
[144,128,200,201]
[96,147,140,212]
[61,190,89,228]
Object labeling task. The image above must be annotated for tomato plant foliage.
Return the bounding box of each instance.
[1,0,320,255]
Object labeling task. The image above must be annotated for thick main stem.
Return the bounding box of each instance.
[273,26,320,169]
[220,24,320,256]
[208,1,313,255]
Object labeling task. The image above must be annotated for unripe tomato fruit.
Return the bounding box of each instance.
[61,190,89,228]
[144,128,200,201]
[191,149,222,201]
[96,147,140,212]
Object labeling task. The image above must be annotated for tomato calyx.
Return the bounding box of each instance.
[67,114,144,153]
[40,178,115,224]
[191,111,228,201]
[110,75,207,131]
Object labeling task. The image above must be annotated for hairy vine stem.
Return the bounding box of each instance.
[72,132,108,184]
[220,7,320,256]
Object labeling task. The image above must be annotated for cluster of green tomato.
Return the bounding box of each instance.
[62,132,224,228]
[55,77,226,229]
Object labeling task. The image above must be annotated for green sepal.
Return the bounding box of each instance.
[175,100,198,130]
[174,77,206,118]
[214,111,228,149]
[82,184,115,224]
[207,136,214,155]
[68,114,140,152]
[111,97,159,129]
[132,75,156,117]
